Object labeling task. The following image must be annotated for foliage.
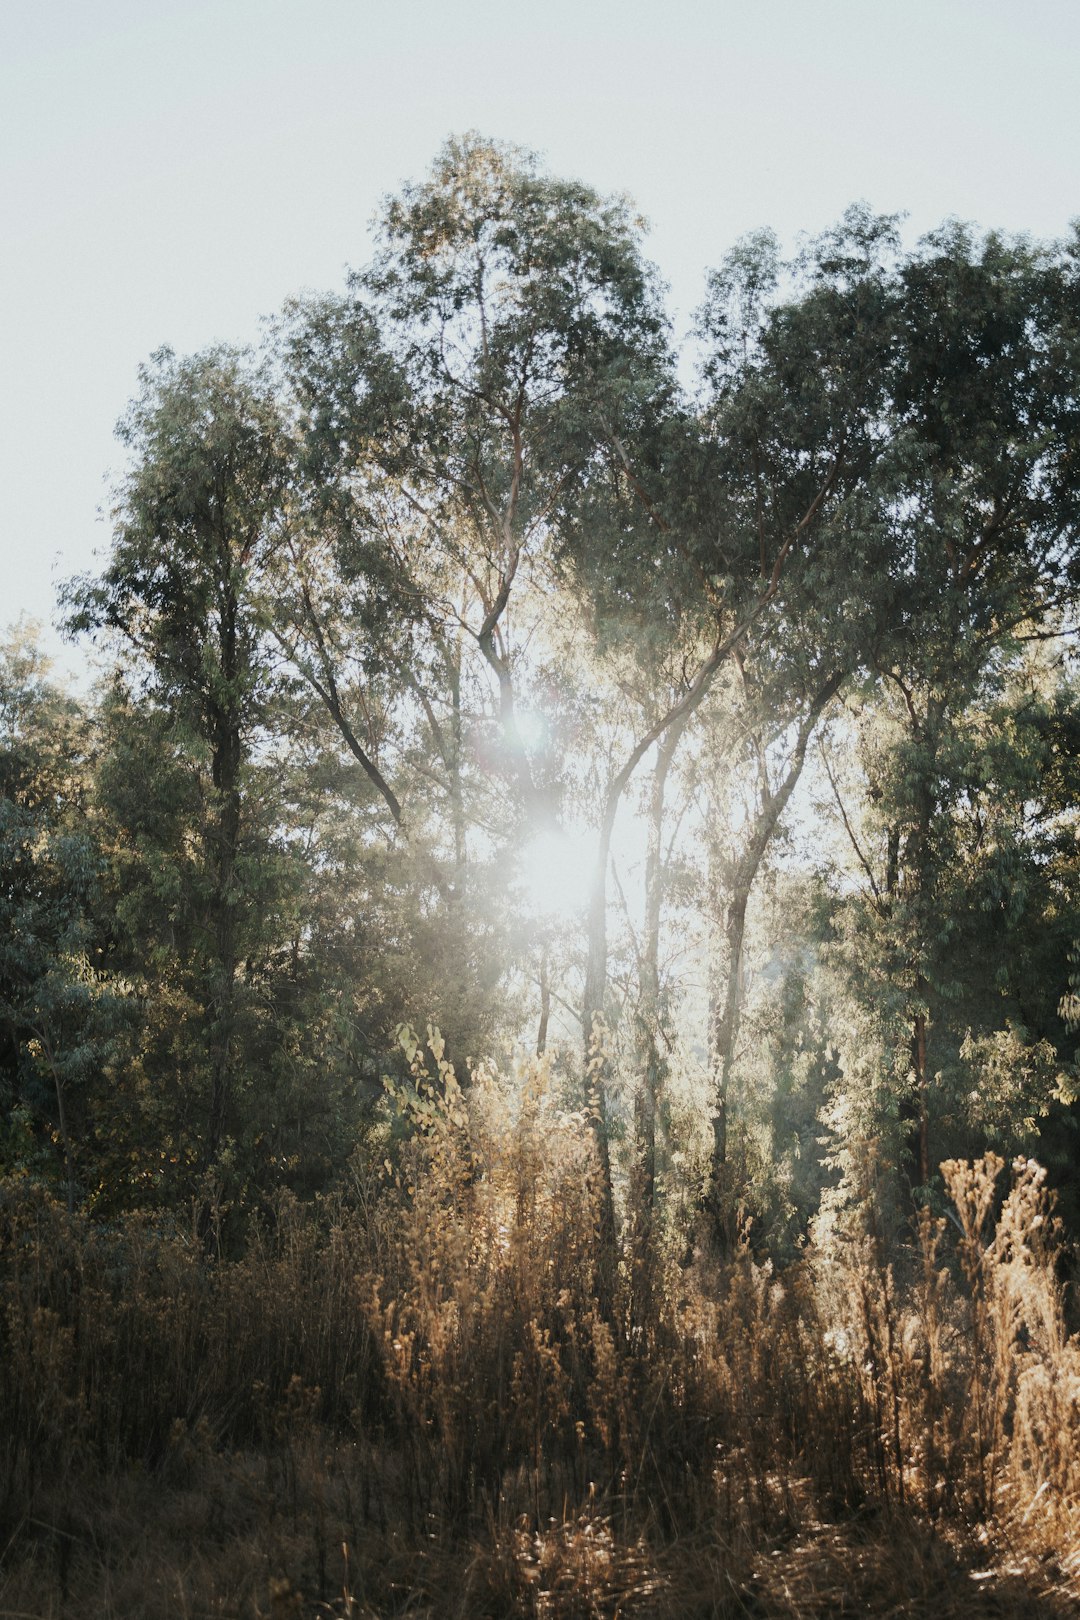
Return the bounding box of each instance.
[6,138,1080,1607]
[3,1103,1080,1613]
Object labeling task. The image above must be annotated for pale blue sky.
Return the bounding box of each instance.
[3,0,1078,675]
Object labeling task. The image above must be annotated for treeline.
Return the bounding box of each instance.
[3,133,1080,1253]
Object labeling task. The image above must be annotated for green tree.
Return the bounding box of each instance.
[862,224,1080,1199]
[279,135,676,1219]
[65,347,288,1184]
[0,629,128,1208]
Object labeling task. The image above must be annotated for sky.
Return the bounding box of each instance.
[3,0,1079,680]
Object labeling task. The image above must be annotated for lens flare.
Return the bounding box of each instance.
[517,826,597,922]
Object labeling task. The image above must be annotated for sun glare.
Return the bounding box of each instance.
[517,827,597,924]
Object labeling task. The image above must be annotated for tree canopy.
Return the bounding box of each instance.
[3,136,1078,1258]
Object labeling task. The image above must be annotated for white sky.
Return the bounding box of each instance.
[3,0,1078,679]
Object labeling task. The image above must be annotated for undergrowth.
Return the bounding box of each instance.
[2,1042,1079,1616]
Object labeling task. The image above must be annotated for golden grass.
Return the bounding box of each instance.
[2,1056,1079,1616]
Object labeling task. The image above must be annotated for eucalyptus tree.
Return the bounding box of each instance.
[811,645,1080,1231]
[559,209,904,1246]
[278,134,678,1178]
[65,346,289,1172]
[699,653,844,1235]
[0,630,127,1209]
[844,224,1080,1200]
[279,133,670,820]
[632,698,692,1252]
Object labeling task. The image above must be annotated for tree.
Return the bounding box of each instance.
[279,135,676,1213]
[858,224,1080,1199]
[65,346,288,1180]
[279,132,670,826]
[0,629,128,1209]
[563,209,903,1247]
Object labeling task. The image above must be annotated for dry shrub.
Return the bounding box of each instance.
[369,1040,610,1524]
[943,1155,1080,1561]
[2,1064,1080,1615]
[0,1172,384,1525]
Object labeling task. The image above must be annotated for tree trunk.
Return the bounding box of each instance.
[901,691,940,1203]
[634,713,687,1242]
[582,807,619,1276]
[707,884,749,1252]
[206,559,244,1165]
[448,643,466,878]
[912,1006,930,1187]
[536,950,551,1057]
[39,1028,75,1216]
[207,716,242,1162]
[706,671,844,1247]
[580,636,770,1285]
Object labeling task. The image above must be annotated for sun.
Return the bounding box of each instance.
[516,826,598,925]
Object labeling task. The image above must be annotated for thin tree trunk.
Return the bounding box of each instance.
[707,671,844,1246]
[38,1028,75,1215]
[207,719,241,1162]
[536,951,551,1057]
[448,643,466,877]
[912,1006,930,1187]
[582,810,620,1277]
[634,711,688,1236]
[581,634,783,1278]
[710,893,745,1164]
[901,690,940,1203]
[207,555,244,1165]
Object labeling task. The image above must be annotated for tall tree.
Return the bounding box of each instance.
[279,132,670,829]
[0,630,128,1209]
[565,209,902,1247]
[280,134,676,1185]
[65,347,288,1175]
[866,224,1080,1198]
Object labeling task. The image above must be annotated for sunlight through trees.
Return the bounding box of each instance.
[4,135,1080,1614]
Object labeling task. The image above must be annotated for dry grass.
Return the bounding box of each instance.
[2,1052,1079,1617]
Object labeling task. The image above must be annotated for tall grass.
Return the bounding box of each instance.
[2,1049,1079,1616]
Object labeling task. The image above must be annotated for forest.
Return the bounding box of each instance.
[3,134,1080,1616]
